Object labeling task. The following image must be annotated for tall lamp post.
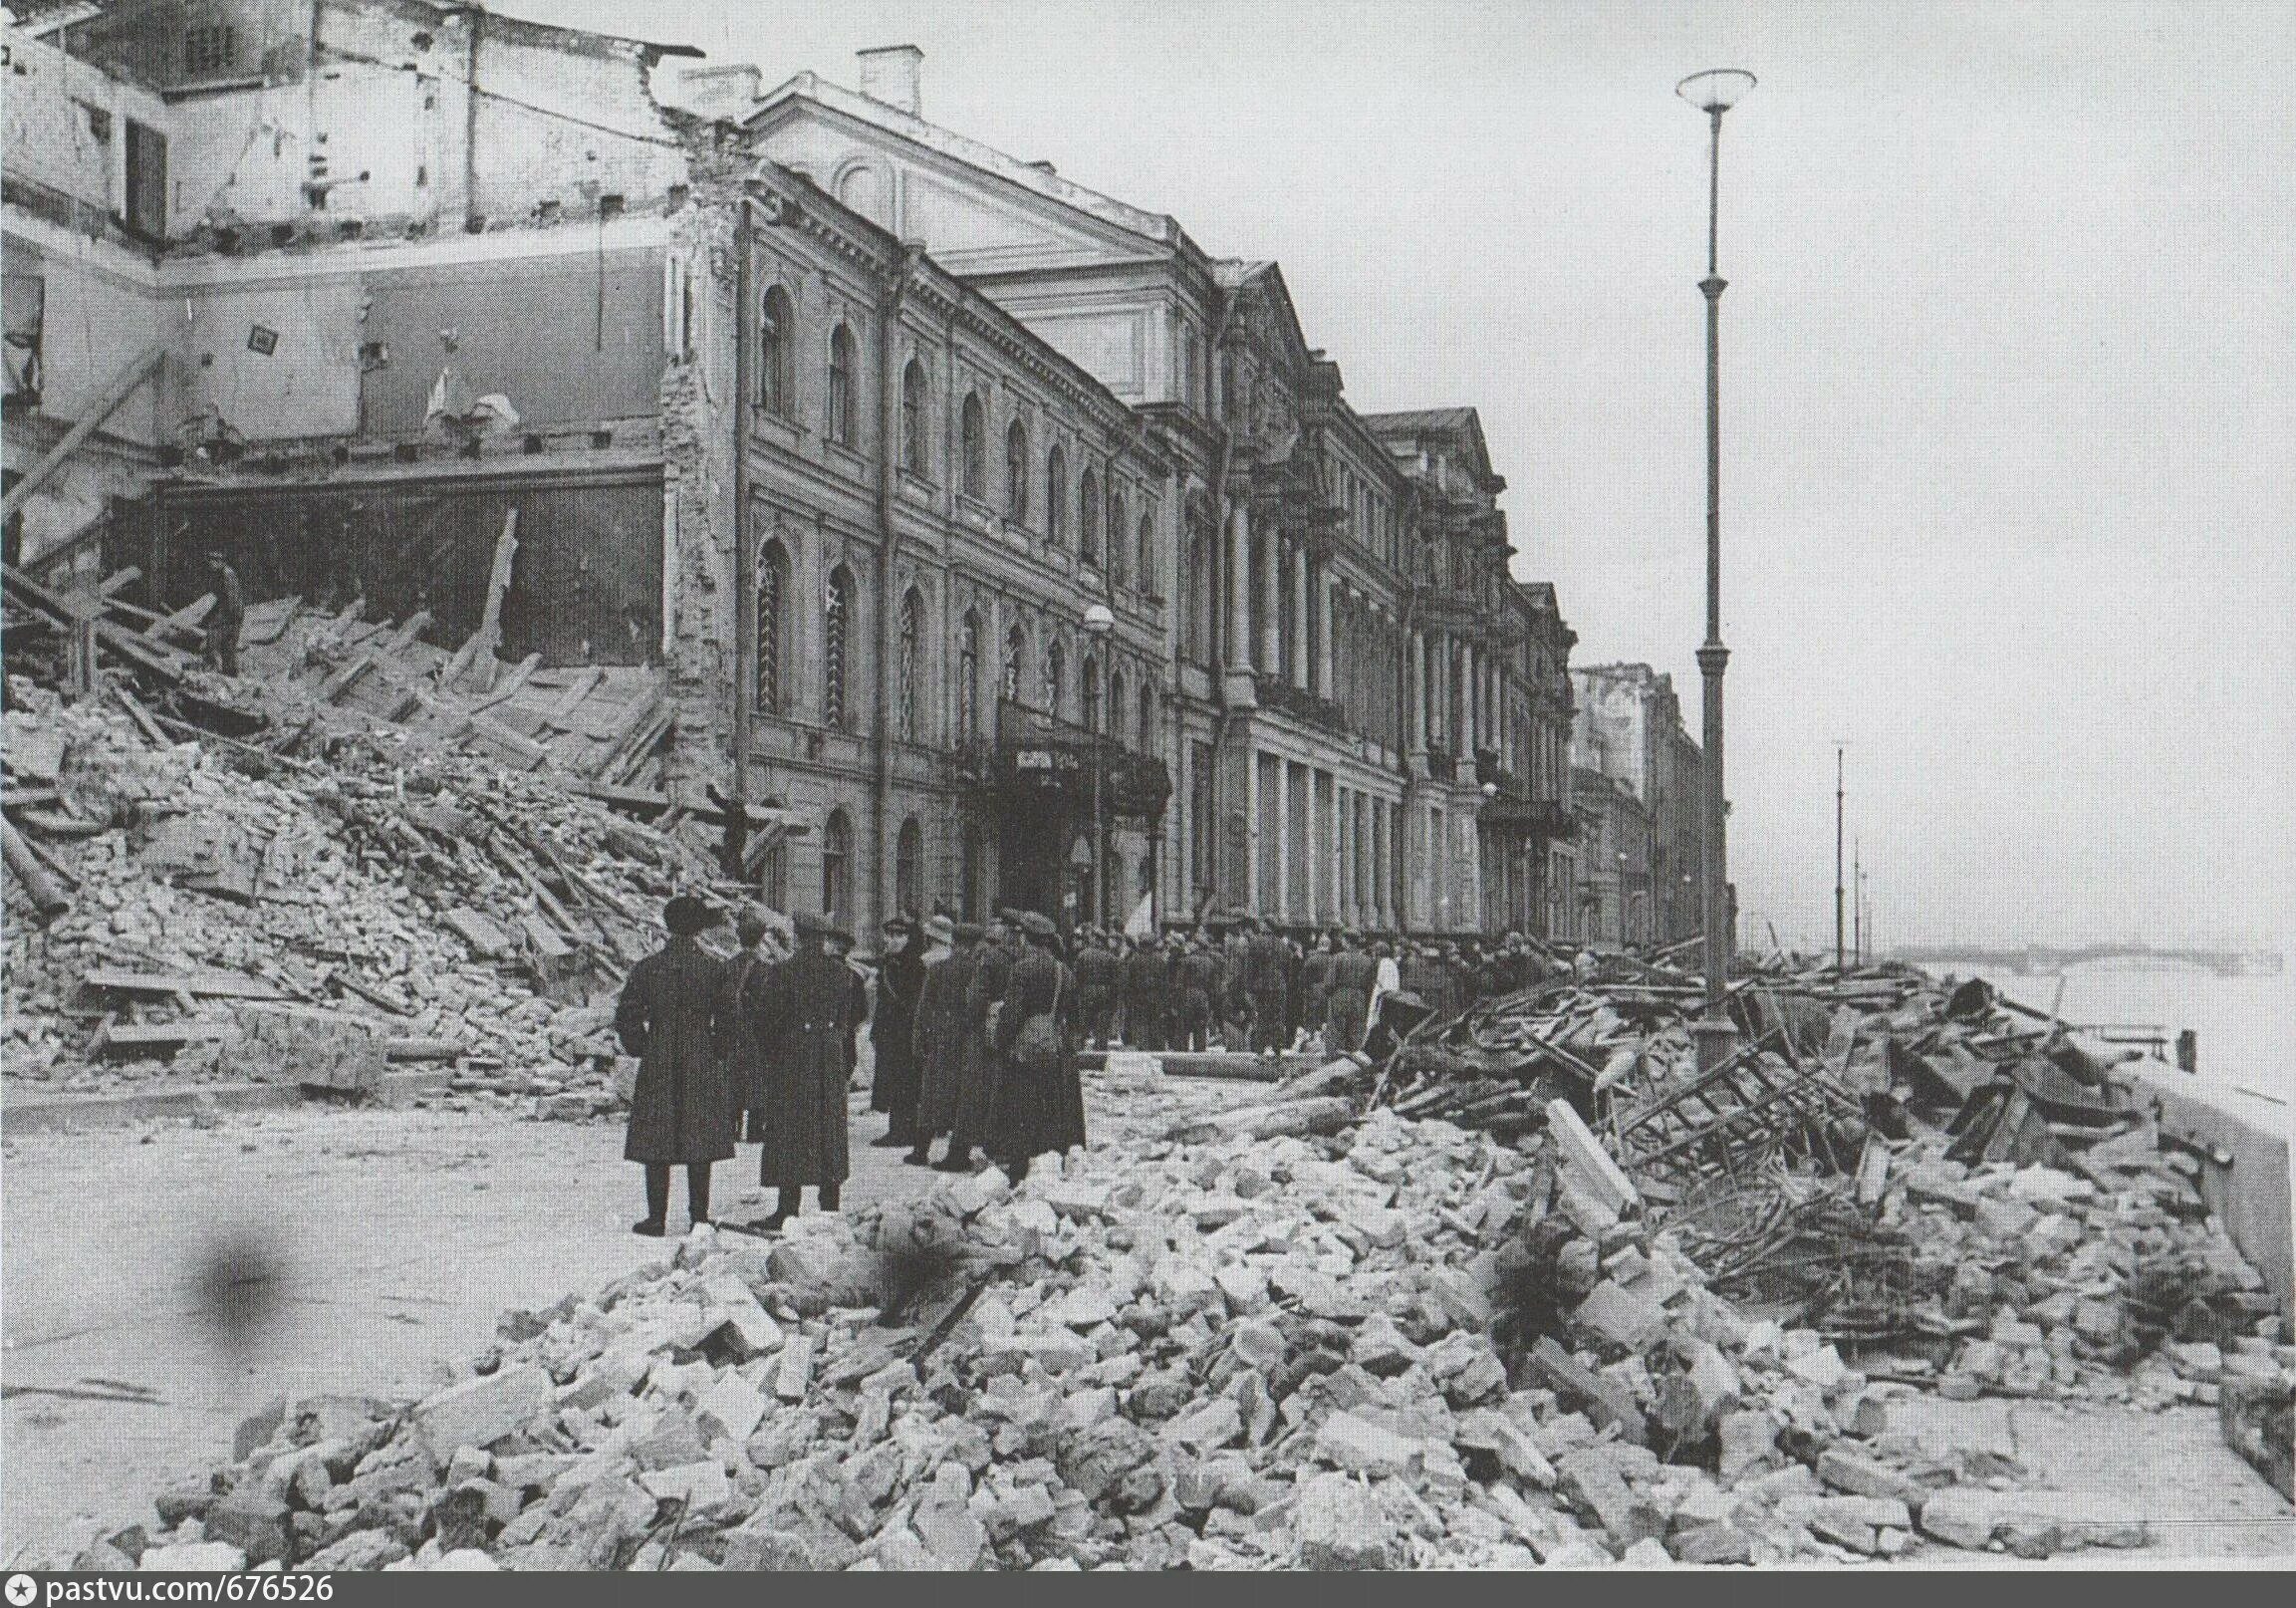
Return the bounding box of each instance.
[1834,741,1848,970]
[1084,603,1115,928]
[1677,67,1755,1058]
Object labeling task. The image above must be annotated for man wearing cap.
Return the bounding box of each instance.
[907,916,967,1166]
[1299,930,1337,1052]
[990,911,1085,1181]
[1219,914,1253,1049]
[869,915,928,1150]
[716,906,777,1144]
[1325,930,1376,1055]
[1245,915,1291,1055]
[948,913,1018,1172]
[616,895,735,1236]
[1173,931,1218,1052]
[747,910,860,1226]
[1120,926,1168,1051]
[1074,926,1118,1051]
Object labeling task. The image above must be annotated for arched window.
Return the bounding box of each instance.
[827,323,857,446]
[824,564,854,728]
[1079,466,1101,563]
[896,587,923,740]
[1138,677,1155,753]
[1109,664,1128,744]
[1005,419,1030,525]
[956,609,981,745]
[756,539,789,715]
[1184,524,1212,665]
[1045,445,1068,546]
[900,359,929,476]
[895,817,923,917]
[1082,655,1101,733]
[1042,634,1064,716]
[1002,621,1025,704]
[1137,513,1155,599]
[960,393,986,499]
[1107,483,1129,587]
[758,285,792,414]
[822,809,852,925]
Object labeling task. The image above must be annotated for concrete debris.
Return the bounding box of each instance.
[2,694,735,1108]
[86,1067,2290,1572]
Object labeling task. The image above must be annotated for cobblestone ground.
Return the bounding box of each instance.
[0,1064,1252,1563]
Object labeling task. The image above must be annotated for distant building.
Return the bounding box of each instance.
[1570,764,1649,943]
[1571,663,1703,944]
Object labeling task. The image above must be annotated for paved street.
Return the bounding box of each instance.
[0,1094,947,1563]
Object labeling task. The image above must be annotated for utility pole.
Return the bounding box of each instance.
[1833,741,1846,971]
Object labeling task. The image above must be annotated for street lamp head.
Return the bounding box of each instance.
[1082,602,1115,637]
[1675,69,1756,113]
[1480,781,1498,800]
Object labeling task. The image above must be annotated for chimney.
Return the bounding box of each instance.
[857,45,923,117]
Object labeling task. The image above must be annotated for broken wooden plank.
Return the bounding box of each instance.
[84,967,288,1001]
[97,1019,235,1056]
[443,907,516,959]
[1547,1098,1641,1217]
[320,611,432,703]
[539,665,605,730]
[112,684,168,746]
[2,818,73,916]
[140,592,214,645]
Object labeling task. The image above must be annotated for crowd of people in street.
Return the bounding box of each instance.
[613,892,1567,1236]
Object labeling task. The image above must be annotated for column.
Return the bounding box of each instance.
[1244,745,1260,908]
[1409,631,1427,751]
[1227,505,1253,670]
[1336,788,1355,926]
[1260,527,1283,676]
[1304,769,1319,925]
[1273,760,1290,921]
[1376,801,1394,930]
[1290,548,1310,689]
[1317,574,1335,700]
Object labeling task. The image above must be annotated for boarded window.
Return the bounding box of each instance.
[900,360,928,474]
[757,540,788,714]
[124,120,166,238]
[956,610,980,746]
[896,587,922,739]
[824,564,853,728]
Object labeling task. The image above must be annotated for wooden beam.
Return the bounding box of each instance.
[1,347,165,522]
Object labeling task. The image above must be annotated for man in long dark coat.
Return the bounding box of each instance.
[1220,915,1254,1048]
[942,914,1017,1172]
[1325,930,1376,1056]
[1300,931,1337,1052]
[990,911,1085,1181]
[748,910,859,1226]
[1245,916,1291,1054]
[906,915,965,1166]
[1172,933,1217,1052]
[715,905,777,1143]
[869,915,927,1149]
[616,894,734,1236]
[1120,930,1168,1051]
[1074,928,1118,1050]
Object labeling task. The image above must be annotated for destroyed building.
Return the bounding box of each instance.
[5,4,1586,938]
[1570,663,1704,945]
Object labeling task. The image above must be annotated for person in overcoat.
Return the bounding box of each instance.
[716,905,777,1140]
[1120,931,1169,1050]
[869,915,927,1149]
[941,914,1017,1172]
[905,916,964,1166]
[1246,917,1292,1054]
[1300,931,1337,1052]
[616,894,734,1236]
[1074,929,1118,1050]
[747,910,860,1225]
[1325,930,1376,1055]
[989,911,1086,1181]
[1173,933,1218,1051]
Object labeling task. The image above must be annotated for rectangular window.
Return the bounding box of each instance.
[183,24,237,78]
[1189,740,1215,907]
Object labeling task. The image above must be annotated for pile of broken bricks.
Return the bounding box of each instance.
[67,1070,2291,1572]
[2,693,724,1114]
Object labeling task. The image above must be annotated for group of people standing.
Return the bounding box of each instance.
[613,896,1090,1236]
[1066,917,1562,1059]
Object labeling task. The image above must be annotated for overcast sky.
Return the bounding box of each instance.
[520,0,2294,950]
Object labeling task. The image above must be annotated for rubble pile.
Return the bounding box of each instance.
[2,689,725,1105]
[82,1071,2294,1572]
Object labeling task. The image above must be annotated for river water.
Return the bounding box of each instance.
[1934,961,2293,1111]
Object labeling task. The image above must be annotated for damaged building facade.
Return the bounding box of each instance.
[5,5,1582,938]
[1571,662,1706,945]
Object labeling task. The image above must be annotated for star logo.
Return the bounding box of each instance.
[5,1573,37,1607]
